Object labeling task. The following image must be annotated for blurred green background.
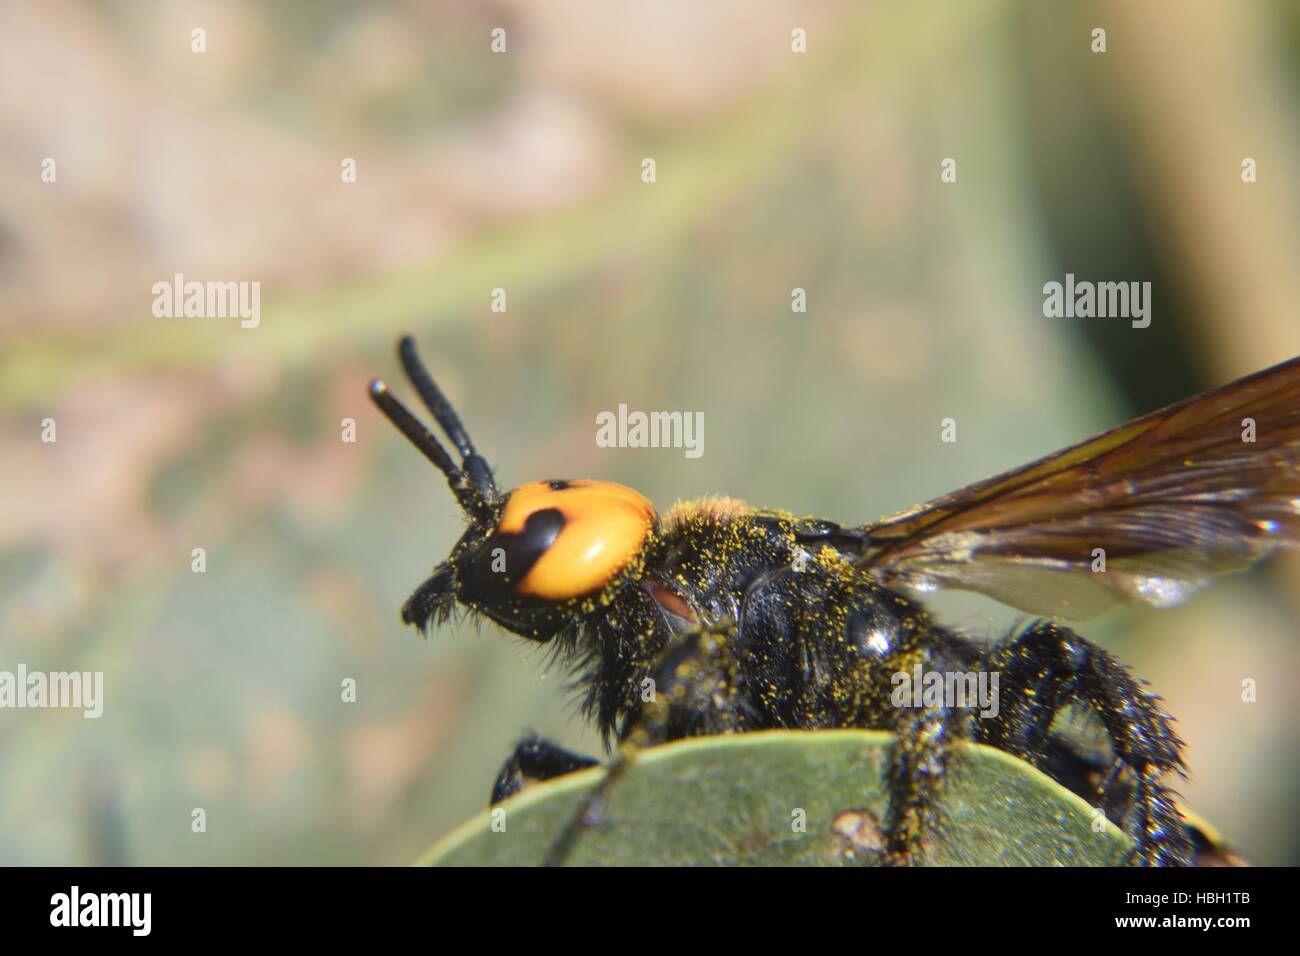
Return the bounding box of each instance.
[2,0,1298,865]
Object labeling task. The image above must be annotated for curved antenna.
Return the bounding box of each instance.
[368,380,464,483]
[397,336,498,501]
[368,337,500,519]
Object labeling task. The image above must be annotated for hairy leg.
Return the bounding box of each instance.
[975,620,1190,866]
[542,618,743,866]
[880,659,970,866]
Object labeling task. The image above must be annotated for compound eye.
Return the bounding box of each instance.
[496,480,656,600]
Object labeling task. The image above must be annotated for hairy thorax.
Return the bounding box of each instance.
[637,500,954,734]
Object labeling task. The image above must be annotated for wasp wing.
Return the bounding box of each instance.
[855,356,1300,619]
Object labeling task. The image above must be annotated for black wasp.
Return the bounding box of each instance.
[370,337,1299,866]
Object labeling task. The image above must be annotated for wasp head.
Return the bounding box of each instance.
[369,338,657,643]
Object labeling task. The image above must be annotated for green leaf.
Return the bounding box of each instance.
[417,729,1133,866]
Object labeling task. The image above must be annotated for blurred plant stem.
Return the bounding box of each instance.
[0,0,1009,410]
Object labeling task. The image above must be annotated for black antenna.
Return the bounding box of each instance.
[396,336,497,500]
[368,337,498,518]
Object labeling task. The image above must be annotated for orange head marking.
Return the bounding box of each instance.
[497,480,656,600]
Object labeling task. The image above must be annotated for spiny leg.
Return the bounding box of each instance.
[542,618,742,867]
[881,669,970,866]
[491,734,599,805]
[976,620,1190,867]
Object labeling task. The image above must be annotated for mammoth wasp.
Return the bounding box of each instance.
[370,336,1299,866]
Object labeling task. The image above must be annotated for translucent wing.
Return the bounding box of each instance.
[855,356,1300,619]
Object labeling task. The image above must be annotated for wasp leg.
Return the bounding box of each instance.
[881,675,970,866]
[975,621,1191,867]
[491,734,600,804]
[540,737,640,868]
[542,619,743,866]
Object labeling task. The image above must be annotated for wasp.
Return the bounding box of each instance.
[369,336,1299,866]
